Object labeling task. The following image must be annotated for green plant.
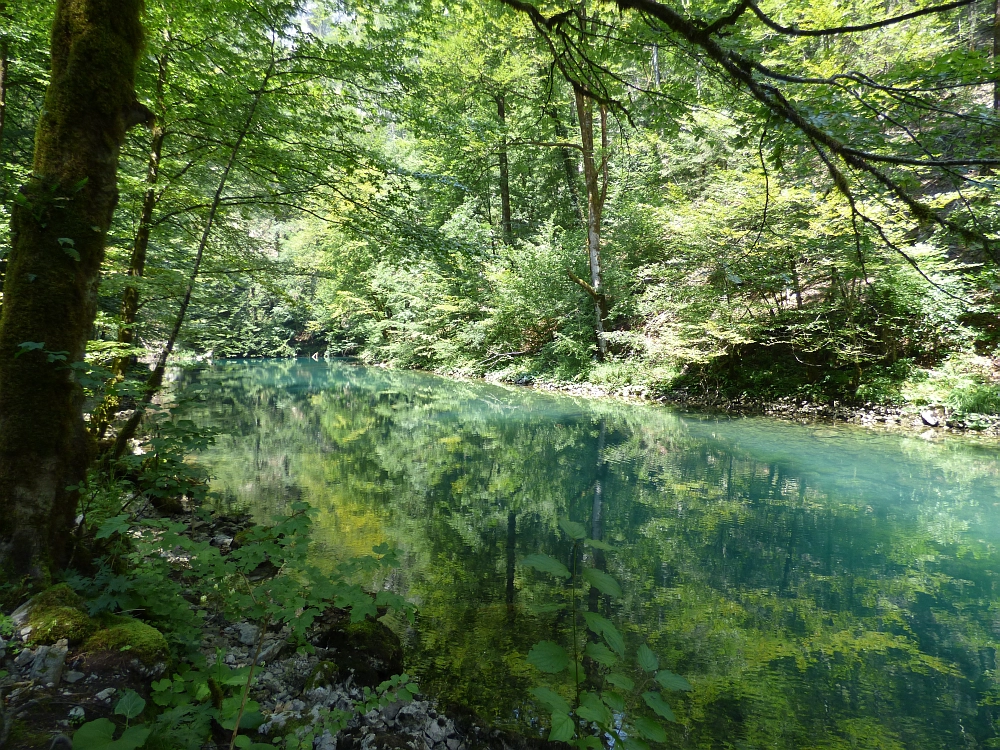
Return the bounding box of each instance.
[73,690,150,750]
[520,519,690,748]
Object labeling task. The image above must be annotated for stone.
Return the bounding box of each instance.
[426,719,450,744]
[68,706,85,721]
[29,640,68,684]
[211,535,234,548]
[920,410,940,427]
[0,635,6,659]
[10,600,32,627]
[381,700,405,721]
[14,648,34,668]
[446,740,461,750]
[95,687,117,703]
[238,622,260,646]
[64,671,85,684]
[256,639,285,665]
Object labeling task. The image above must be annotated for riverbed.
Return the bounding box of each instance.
[175,358,1000,749]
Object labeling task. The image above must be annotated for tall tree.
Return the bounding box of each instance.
[0,0,150,580]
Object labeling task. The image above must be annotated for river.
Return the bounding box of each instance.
[174,358,1000,749]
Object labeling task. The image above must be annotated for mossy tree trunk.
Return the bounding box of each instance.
[0,0,150,582]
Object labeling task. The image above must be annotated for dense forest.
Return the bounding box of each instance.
[4,0,1000,747]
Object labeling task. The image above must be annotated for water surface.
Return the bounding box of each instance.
[176,358,1000,749]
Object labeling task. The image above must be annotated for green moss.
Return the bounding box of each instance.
[83,615,169,666]
[28,605,95,645]
[306,660,340,690]
[31,583,86,611]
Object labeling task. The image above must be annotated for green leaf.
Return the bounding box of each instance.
[520,553,570,579]
[549,711,576,742]
[584,641,618,667]
[72,720,150,750]
[527,641,569,673]
[601,691,625,713]
[582,612,625,655]
[641,692,676,722]
[605,673,635,691]
[576,691,612,726]
[573,737,603,749]
[73,719,116,750]
[654,670,692,692]
[584,538,615,551]
[15,341,45,358]
[622,736,651,750]
[637,644,659,673]
[633,717,667,743]
[530,686,570,714]
[559,518,586,540]
[581,568,622,598]
[114,690,146,720]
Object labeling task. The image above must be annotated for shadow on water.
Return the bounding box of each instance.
[173,358,1000,749]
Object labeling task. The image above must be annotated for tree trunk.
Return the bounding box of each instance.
[573,86,608,360]
[0,0,150,581]
[496,94,513,244]
[115,51,168,378]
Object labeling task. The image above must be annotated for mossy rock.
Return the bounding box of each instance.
[28,605,96,646]
[306,660,340,691]
[31,583,86,611]
[82,615,169,666]
[317,617,404,688]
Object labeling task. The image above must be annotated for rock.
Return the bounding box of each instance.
[64,671,85,684]
[95,687,117,703]
[0,635,6,659]
[81,615,169,667]
[10,600,32,628]
[257,639,286,665]
[381,700,405,721]
[426,718,450,744]
[30,640,68,684]
[211,535,234,548]
[238,622,260,646]
[920,410,940,427]
[15,648,34,668]
[446,740,461,750]
[68,706,85,721]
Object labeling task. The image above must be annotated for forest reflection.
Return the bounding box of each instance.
[176,358,1000,749]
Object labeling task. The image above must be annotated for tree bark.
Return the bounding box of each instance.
[496,94,513,244]
[0,10,8,160]
[0,0,150,581]
[116,50,168,377]
[574,86,609,360]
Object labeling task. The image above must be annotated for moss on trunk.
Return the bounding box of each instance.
[0,0,150,582]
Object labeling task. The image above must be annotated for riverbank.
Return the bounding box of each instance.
[0,507,541,750]
[477,371,1000,438]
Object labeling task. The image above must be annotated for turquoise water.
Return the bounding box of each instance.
[177,358,1000,749]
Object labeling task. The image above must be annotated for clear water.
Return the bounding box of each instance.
[176,358,1000,749]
